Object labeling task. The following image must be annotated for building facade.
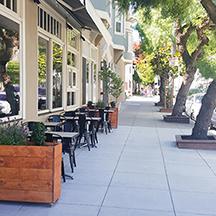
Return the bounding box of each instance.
[0,0,134,122]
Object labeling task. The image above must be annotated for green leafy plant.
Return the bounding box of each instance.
[99,61,123,104]
[0,120,27,145]
[31,122,46,146]
[87,101,93,108]
[110,73,124,102]
[96,100,105,109]
[110,101,116,108]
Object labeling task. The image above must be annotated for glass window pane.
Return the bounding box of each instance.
[116,22,121,33]
[43,11,47,31]
[0,14,20,118]
[53,19,56,36]
[68,69,72,88]
[47,14,50,32]
[52,42,63,109]
[86,62,89,83]
[59,23,62,38]
[38,37,48,111]
[67,92,75,106]
[50,17,53,34]
[40,8,43,28]
[67,52,72,66]
[6,0,11,9]
[73,72,76,87]
[94,63,97,82]
[12,0,17,12]
[0,0,4,5]
[67,29,78,49]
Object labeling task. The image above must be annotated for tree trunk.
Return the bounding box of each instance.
[0,62,7,79]
[103,80,109,106]
[171,66,197,116]
[200,0,216,25]
[191,79,216,139]
[156,76,165,106]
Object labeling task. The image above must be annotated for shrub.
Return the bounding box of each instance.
[96,100,105,109]
[31,122,46,146]
[0,120,27,145]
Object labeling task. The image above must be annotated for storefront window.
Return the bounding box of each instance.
[52,42,62,108]
[38,37,48,110]
[0,14,20,118]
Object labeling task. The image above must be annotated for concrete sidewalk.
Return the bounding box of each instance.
[1,96,216,216]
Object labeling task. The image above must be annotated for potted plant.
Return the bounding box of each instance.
[96,100,105,109]
[109,74,123,129]
[0,121,62,204]
[99,62,123,128]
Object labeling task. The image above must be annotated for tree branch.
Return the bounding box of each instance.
[176,22,195,66]
[191,18,210,62]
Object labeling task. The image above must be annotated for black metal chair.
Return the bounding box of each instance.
[64,110,76,117]
[64,111,77,132]
[76,114,91,151]
[87,110,98,146]
[47,114,64,131]
[105,106,112,133]
[97,108,111,134]
[62,121,77,173]
[45,133,73,182]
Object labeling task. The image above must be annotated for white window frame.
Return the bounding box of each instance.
[37,3,65,114]
[114,6,124,35]
[66,27,80,109]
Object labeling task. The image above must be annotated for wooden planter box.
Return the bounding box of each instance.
[110,108,118,128]
[163,115,190,123]
[176,135,216,150]
[0,143,62,204]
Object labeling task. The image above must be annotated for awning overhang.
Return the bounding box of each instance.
[57,0,113,48]
[57,0,99,32]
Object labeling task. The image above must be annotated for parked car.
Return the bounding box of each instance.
[185,93,216,128]
[185,93,204,120]
[0,92,11,116]
[211,109,216,129]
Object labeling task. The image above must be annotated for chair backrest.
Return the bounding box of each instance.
[98,109,104,121]
[26,121,37,131]
[45,133,70,153]
[64,120,77,132]
[88,110,96,117]
[25,121,42,131]
[48,115,61,122]
[45,133,61,143]
[78,114,86,134]
[105,106,110,121]
[79,107,86,113]
[64,111,76,117]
